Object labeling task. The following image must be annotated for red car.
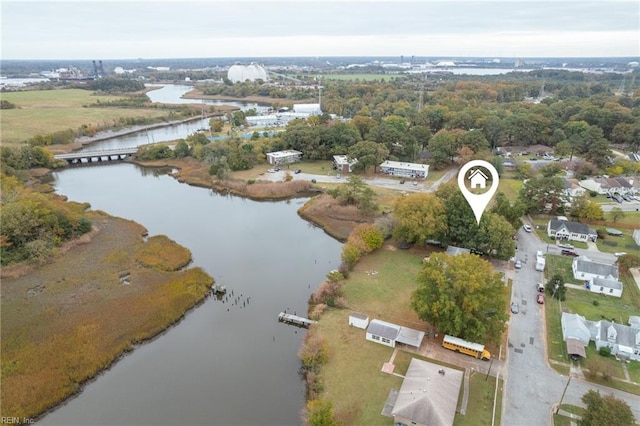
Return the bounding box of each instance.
[537,294,545,304]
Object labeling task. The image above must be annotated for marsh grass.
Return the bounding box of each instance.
[1,213,213,420]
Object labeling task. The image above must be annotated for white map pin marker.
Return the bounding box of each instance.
[457,160,500,225]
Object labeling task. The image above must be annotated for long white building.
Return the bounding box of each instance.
[266,150,302,165]
[379,161,429,179]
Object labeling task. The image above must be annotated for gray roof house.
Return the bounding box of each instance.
[589,277,623,298]
[386,358,463,426]
[572,257,619,282]
[594,320,640,361]
[547,220,597,242]
[560,313,640,361]
[561,312,592,346]
[366,319,425,349]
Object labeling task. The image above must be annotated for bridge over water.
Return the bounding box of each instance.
[54,147,138,164]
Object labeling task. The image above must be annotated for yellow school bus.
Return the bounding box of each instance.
[442,334,491,360]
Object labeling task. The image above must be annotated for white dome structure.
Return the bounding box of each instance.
[227,64,269,83]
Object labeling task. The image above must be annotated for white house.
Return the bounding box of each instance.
[379,161,429,179]
[265,150,302,165]
[547,220,597,242]
[562,178,586,198]
[293,103,322,115]
[468,169,488,189]
[366,319,425,349]
[366,319,401,347]
[589,277,623,298]
[333,155,358,174]
[561,314,640,361]
[594,320,640,361]
[348,312,369,329]
[572,256,619,282]
[579,176,634,196]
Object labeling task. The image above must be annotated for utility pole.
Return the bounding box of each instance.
[485,358,494,381]
[555,375,571,414]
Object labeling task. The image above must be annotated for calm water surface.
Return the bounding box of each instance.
[40,163,342,425]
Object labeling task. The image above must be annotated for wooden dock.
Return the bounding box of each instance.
[278,312,316,328]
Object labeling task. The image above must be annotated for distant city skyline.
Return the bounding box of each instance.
[2,1,639,60]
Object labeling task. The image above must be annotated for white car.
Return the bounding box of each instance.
[614,252,627,257]
[523,225,532,233]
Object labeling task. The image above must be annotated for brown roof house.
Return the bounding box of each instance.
[382,358,463,426]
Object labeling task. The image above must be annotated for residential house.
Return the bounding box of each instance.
[562,178,586,198]
[547,220,597,242]
[379,161,429,179]
[588,277,623,298]
[366,319,425,349]
[561,313,640,361]
[572,256,619,282]
[579,176,634,196]
[333,155,358,174]
[445,246,471,256]
[384,358,463,426]
[593,320,640,361]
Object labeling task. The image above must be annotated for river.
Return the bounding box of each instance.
[80,84,270,152]
[39,164,341,425]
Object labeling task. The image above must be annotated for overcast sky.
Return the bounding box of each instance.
[2,0,639,60]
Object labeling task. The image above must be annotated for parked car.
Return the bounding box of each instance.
[561,249,579,257]
[274,167,280,172]
[412,181,418,186]
[511,302,519,314]
[399,179,406,184]
[558,243,574,249]
[514,259,522,269]
[294,169,302,174]
[523,225,532,233]
[336,174,342,179]
[537,294,545,304]
[267,168,277,173]
[614,252,628,257]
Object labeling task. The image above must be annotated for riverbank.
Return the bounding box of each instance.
[134,158,369,240]
[0,211,214,421]
[181,88,316,106]
[46,109,236,156]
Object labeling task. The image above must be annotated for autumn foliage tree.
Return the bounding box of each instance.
[411,252,508,344]
[392,193,447,245]
[579,390,635,426]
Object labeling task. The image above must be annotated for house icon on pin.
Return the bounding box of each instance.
[468,169,488,189]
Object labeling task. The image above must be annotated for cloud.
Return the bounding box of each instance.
[2,1,638,59]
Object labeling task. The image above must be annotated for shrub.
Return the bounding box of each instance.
[598,346,612,357]
[298,333,329,369]
[589,190,598,197]
[352,223,384,252]
[592,300,599,306]
[341,242,363,270]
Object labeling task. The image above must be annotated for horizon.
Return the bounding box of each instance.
[2,1,638,60]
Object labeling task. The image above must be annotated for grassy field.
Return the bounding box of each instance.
[561,273,640,324]
[546,297,569,364]
[545,254,584,285]
[321,74,400,81]
[1,212,213,420]
[627,359,640,383]
[496,177,523,201]
[0,89,169,144]
[311,248,503,424]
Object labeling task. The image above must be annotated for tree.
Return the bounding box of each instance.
[411,252,508,344]
[579,390,635,426]
[347,141,389,173]
[518,176,567,214]
[392,193,447,245]
[209,119,224,133]
[548,273,566,301]
[472,213,516,260]
[327,175,377,214]
[306,399,339,426]
[570,194,604,221]
[174,140,190,158]
[491,192,526,229]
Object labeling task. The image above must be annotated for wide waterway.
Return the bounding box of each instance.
[80,84,269,152]
[40,163,342,425]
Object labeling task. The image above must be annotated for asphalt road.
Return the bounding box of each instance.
[502,227,640,425]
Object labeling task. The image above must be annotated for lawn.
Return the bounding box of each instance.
[561,273,640,324]
[545,254,584,285]
[454,373,503,426]
[546,297,569,364]
[312,248,503,425]
[596,232,640,257]
[627,359,640,383]
[0,89,169,145]
[496,177,523,201]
